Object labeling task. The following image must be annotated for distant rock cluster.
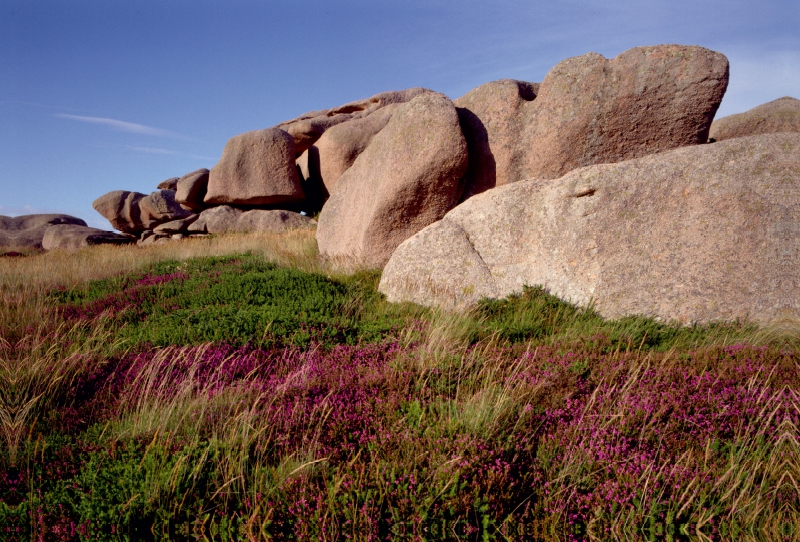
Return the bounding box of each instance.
[0,214,133,252]
[7,43,799,326]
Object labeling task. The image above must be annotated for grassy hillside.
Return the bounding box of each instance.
[1,231,797,541]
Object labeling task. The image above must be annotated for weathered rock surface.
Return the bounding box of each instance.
[139,190,192,224]
[157,177,180,190]
[314,103,401,194]
[175,168,209,211]
[710,96,800,141]
[316,92,468,268]
[454,79,539,199]
[187,205,316,234]
[204,128,305,206]
[380,133,800,325]
[93,191,145,232]
[277,88,432,154]
[93,190,192,233]
[454,45,728,199]
[41,224,135,250]
[153,215,199,234]
[0,214,87,248]
[522,44,729,180]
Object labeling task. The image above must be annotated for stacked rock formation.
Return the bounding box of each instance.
[91,88,438,244]
[92,44,729,252]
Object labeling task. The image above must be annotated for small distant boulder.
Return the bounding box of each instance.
[157,177,180,190]
[187,205,316,234]
[204,128,305,206]
[153,215,199,234]
[316,92,468,268]
[175,168,210,211]
[93,190,192,233]
[41,224,135,251]
[139,190,192,224]
[710,96,800,141]
[0,214,87,249]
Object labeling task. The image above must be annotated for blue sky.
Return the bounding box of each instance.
[2,0,798,229]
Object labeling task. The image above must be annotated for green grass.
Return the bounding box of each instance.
[474,285,756,351]
[52,255,756,353]
[52,254,425,348]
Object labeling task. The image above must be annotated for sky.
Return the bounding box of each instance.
[2,0,799,229]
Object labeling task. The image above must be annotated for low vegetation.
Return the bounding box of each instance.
[1,231,797,541]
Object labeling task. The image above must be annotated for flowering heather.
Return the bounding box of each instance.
[3,338,796,541]
[2,248,797,541]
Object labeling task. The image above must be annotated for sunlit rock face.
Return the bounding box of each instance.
[380,133,800,326]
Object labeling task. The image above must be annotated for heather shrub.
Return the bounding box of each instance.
[2,233,797,541]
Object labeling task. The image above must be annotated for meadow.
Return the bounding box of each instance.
[1,230,797,541]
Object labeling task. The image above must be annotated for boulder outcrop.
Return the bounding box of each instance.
[93,190,191,233]
[187,205,315,234]
[379,133,800,325]
[710,96,800,141]
[0,214,87,249]
[454,45,728,198]
[41,224,135,250]
[316,92,468,268]
[277,88,432,154]
[204,128,305,206]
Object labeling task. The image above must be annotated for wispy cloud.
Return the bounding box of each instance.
[56,113,182,138]
[128,145,177,155]
[126,145,217,161]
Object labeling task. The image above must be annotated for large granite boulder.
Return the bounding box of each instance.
[175,168,209,211]
[204,128,305,206]
[710,96,800,141]
[316,92,468,268]
[454,79,539,199]
[277,88,432,155]
[93,190,145,233]
[0,214,87,249]
[41,224,135,250]
[187,205,316,234]
[454,45,729,198]
[310,102,402,194]
[93,190,191,233]
[379,133,800,326]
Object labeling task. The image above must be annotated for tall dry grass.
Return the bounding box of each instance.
[0,230,321,465]
[0,229,321,292]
